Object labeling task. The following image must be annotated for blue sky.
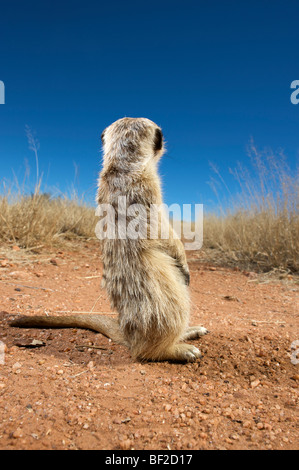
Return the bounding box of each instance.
[0,0,298,210]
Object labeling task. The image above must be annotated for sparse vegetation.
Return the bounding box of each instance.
[0,189,97,248]
[203,142,299,273]
[0,142,298,272]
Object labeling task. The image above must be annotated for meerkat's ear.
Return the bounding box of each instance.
[153,128,163,153]
[101,130,106,144]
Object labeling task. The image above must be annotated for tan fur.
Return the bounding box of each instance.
[10,117,207,362]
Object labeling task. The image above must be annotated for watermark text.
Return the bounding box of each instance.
[0,81,4,104]
[290,80,299,105]
[95,198,203,250]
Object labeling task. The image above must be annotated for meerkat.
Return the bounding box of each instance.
[11,117,208,362]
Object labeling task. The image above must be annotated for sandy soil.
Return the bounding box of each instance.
[0,242,298,450]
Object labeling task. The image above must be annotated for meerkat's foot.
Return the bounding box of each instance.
[182,326,209,341]
[153,343,201,363]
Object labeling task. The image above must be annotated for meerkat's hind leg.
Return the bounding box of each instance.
[155,343,202,363]
[138,342,202,363]
[181,326,209,341]
[129,328,202,363]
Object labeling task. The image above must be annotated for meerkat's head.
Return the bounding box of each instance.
[101,117,164,171]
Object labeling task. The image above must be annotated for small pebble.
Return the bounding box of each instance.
[251,379,260,389]
[12,428,23,439]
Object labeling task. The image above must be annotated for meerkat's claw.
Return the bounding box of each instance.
[182,326,209,341]
[180,344,202,362]
[169,344,202,362]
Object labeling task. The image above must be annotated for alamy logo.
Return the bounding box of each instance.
[290,80,299,105]
[0,81,4,104]
[95,198,203,251]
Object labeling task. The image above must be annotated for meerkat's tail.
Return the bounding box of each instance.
[10,314,126,345]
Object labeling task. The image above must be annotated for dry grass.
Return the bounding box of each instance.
[0,127,98,251]
[203,143,299,273]
[0,190,97,249]
[0,142,298,273]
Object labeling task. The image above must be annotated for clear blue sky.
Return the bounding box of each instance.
[0,0,298,209]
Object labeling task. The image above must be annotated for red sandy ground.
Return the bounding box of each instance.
[0,242,298,450]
